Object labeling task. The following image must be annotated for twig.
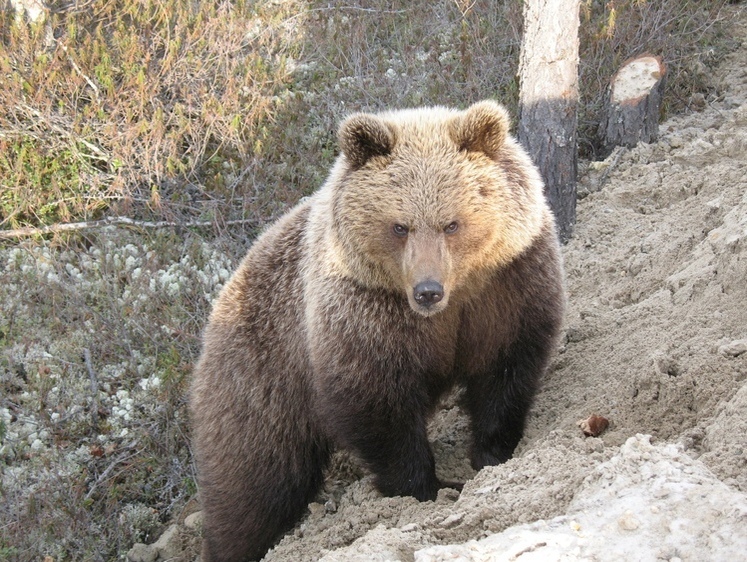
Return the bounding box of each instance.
[83,348,99,430]
[599,146,626,187]
[305,5,408,14]
[0,216,256,240]
[17,103,110,162]
[84,440,141,501]
[61,44,100,101]
[271,5,410,34]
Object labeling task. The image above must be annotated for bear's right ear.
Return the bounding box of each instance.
[450,100,510,159]
[338,113,396,169]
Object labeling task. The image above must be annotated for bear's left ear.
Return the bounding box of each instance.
[338,113,397,170]
[450,100,510,159]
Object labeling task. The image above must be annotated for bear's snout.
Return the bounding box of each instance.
[413,280,444,307]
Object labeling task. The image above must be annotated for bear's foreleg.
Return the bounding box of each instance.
[318,382,445,501]
[366,418,442,501]
[464,333,551,470]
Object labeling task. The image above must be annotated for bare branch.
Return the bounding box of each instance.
[61,44,101,102]
[0,216,256,240]
[84,440,142,501]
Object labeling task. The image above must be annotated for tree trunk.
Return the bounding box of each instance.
[518,0,581,243]
[600,54,667,156]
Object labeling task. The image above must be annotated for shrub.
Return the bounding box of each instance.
[0,0,304,231]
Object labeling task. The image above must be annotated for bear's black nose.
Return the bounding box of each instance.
[413,281,444,306]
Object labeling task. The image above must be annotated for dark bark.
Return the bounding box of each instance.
[518,0,581,243]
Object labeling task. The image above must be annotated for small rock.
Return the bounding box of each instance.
[667,135,684,148]
[439,512,464,528]
[127,543,158,562]
[577,414,610,437]
[689,92,707,109]
[617,511,641,531]
[719,340,747,357]
[657,139,672,153]
[184,511,203,530]
[307,502,325,517]
[153,524,180,559]
[324,499,337,513]
[473,484,499,495]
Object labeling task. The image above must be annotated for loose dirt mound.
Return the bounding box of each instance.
[131,8,747,561]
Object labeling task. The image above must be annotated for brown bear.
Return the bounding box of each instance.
[189,100,565,561]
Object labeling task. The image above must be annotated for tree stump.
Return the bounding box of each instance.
[600,54,667,156]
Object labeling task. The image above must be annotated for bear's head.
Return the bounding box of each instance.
[327,100,550,317]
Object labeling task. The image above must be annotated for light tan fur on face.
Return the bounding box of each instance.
[306,100,551,316]
[402,229,453,315]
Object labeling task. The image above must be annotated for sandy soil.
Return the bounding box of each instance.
[130,6,747,561]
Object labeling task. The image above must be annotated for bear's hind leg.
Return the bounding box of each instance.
[198,437,330,562]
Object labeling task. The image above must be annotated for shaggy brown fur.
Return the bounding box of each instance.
[189,100,565,561]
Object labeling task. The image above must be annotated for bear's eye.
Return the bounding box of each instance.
[444,221,459,235]
[392,224,409,237]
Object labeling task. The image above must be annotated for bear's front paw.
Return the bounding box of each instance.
[470,446,513,471]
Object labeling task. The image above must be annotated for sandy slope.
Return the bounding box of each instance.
[131,6,747,561]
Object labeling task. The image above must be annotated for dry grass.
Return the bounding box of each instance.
[0,0,734,559]
[1,0,303,230]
